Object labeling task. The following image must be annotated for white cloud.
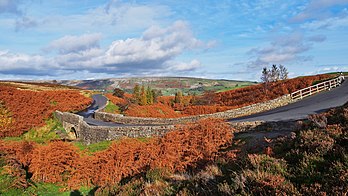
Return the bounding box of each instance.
[301,15,348,30]
[20,1,171,35]
[103,21,204,67]
[0,50,58,76]
[166,59,201,72]
[0,21,210,79]
[246,33,325,69]
[292,0,348,22]
[306,65,348,75]
[46,33,102,54]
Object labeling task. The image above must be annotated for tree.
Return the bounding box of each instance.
[261,67,270,84]
[140,85,147,106]
[261,67,271,94]
[189,92,197,105]
[270,64,280,82]
[279,64,289,80]
[133,84,141,104]
[146,86,154,105]
[113,88,125,98]
[152,89,161,103]
[174,91,183,104]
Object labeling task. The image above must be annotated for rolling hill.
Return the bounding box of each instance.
[49,77,257,95]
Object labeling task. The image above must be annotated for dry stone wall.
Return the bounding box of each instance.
[79,121,174,144]
[55,110,298,144]
[95,94,293,125]
[55,111,175,144]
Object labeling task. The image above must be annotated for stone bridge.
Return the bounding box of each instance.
[55,111,82,140]
[55,110,300,145]
[54,111,175,144]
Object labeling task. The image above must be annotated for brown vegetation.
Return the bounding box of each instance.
[125,104,183,118]
[0,119,234,193]
[0,84,92,137]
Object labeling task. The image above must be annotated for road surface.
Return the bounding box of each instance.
[229,79,348,122]
[77,94,107,118]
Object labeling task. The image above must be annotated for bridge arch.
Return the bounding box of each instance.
[68,127,78,140]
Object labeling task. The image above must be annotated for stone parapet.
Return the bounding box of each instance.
[95,95,293,125]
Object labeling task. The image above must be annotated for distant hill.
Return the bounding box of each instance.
[49,77,257,95]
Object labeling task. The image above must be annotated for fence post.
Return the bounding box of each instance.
[329,80,332,90]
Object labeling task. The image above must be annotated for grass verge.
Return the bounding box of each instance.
[74,140,112,154]
[3,118,63,143]
[103,101,120,114]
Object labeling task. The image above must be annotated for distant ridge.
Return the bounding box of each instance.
[43,77,257,95]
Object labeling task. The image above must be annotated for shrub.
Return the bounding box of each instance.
[247,154,288,176]
[293,129,335,157]
[29,141,80,183]
[112,88,125,98]
[241,170,300,195]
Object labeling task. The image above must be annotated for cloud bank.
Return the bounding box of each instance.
[0,21,208,79]
[246,33,326,69]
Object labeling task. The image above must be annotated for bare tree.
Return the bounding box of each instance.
[261,67,271,93]
[261,67,270,83]
[270,64,280,82]
[279,64,289,80]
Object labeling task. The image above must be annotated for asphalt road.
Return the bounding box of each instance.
[77,94,107,118]
[77,94,147,126]
[229,79,348,122]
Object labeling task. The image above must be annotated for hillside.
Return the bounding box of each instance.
[50,77,256,95]
[0,90,347,195]
[0,81,92,137]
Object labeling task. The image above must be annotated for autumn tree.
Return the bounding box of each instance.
[174,91,183,104]
[140,85,147,106]
[113,88,125,98]
[189,92,197,105]
[152,89,162,103]
[279,64,289,80]
[146,86,154,105]
[133,84,141,104]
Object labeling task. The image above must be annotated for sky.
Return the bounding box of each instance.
[0,0,348,81]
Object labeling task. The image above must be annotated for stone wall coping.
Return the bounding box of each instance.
[95,94,293,125]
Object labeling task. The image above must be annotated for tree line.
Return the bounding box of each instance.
[113,84,162,106]
[261,64,288,83]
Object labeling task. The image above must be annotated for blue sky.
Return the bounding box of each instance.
[0,0,347,81]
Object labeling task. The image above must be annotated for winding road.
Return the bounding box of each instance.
[77,94,147,126]
[229,79,348,122]
[77,79,348,126]
[77,94,107,118]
